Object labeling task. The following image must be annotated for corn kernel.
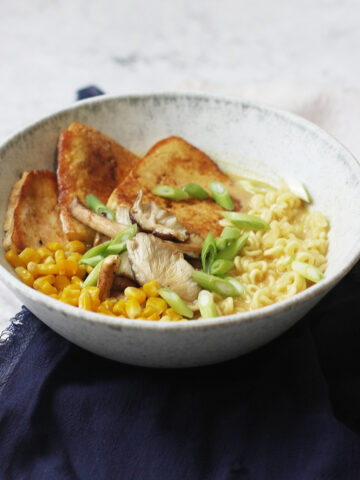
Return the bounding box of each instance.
[57,259,78,276]
[82,286,100,308]
[36,263,59,275]
[5,250,25,268]
[63,284,81,294]
[59,294,79,306]
[50,293,59,299]
[79,290,93,310]
[147,312,161,321]
[141,305,156,318]
[14,266,34,287]
[39,281,57,296]
[54,249,66,263]
[43,255,55,265]
[146,297,167,314]
[165,308,183,321]
[102,298,117,310]
[124,287,146,304]
[142,279,160,297]
[18,247,41,264]
[33,275,56,290]
[71,276,83,286]
[125,299,142,319]
[65,240,86,254]
[86,265,93,274]
[66,253,83,262]
[77,265,87,280]
[26,261,39,278]
[97,305,115,316]
[48,242,63,252]
[54,275,70,291]
[113,299,127,315]
[37,247,52,259]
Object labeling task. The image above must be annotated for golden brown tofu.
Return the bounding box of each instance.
[57,122,140,242]
[3,170,66,252]
[107,136,251,238]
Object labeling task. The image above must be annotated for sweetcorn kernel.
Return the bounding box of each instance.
[97,305,115,316]
[66,253,83,262]
[113,299,127,315]
[82,286,100,308]
[48,242,63,252]
[54,275,70,291]
[57,259,78,276]
[54,249,66,263]
[147,312,161,321]
[141,305,156,318]
[124,287,146,304]
[39,281,57,296]
[18,248,41,264]
[33,275,56,290]
[43,255,55,265]
[146,297,167,314]
[37,247,52,259]
[102,298,117,310]
[71,276,83,286]
[142,280,160,297]
[14,267,34,287]
[79,290,93,310]
[36,263,59,275]
[86,265,93,274]
[165,308,183,321]
[65,240,86,254]
[77,265,87,280]
[5,250,25,268]
[125,299,142,319]
[59,294,79,306]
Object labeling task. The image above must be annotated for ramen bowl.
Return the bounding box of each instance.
[1,93,360,368]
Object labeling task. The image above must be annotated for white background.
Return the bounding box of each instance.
[1,0,360,331]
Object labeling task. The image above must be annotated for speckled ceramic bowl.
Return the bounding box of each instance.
[1,93,360,367]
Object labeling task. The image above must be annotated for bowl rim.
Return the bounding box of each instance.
[1,90,360,332]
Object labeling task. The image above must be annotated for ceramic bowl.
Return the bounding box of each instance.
[1,93,360,368]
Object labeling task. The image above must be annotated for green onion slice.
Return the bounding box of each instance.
[217,233,249,261]
[158,288,194,318]
[201,232,217,273]
[86,194,116,221]
[192,270,243,297]
[210,259,234,276]
[182,183,209,200]
[79,255,105,267]
[83,258,105,287]
[208,181,234,210]
[291,261,323,283]
[284,177,311,203]
[152,185,189,201]
[222,276,245,296]
[198,290,219,318]
[220,226,242,240]
[221,212,269,230]
[215,237,229,251]
[237,178,275,195]
[81,240,112,260]
[105,241,127,255]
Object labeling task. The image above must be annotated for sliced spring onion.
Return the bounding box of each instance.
[284,177,311,203]
[210,259,234,276]
[222,276,245,296]
[152,185,189,201]
[217,233,249,261]
[221,212,269,230]
[192,270,243,297]
[220,226,242,240]
[158,288,194,318]
[201,232,217,273]
[291,261,323,283]
[198,290,219,318]
[79,255,105,267]
[83,258,105,287]
[208,181,234,210]
[215,237,229,251]
[81,240,112,260]
[237,178,275,195]
[86,194,116,220]
[182,183,209,200]
[105,241,127,255]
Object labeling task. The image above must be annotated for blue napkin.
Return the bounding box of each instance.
[0,88,360,479]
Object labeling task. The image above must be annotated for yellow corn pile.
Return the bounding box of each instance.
[5,242,184,321]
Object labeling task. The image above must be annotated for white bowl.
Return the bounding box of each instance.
[1,93,360,368]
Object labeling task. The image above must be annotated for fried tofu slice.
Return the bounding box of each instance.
[3,170,66,252]
[107,136,251,238]
[57,122,140,242]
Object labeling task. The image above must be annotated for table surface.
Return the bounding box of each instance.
[1,0,360,332]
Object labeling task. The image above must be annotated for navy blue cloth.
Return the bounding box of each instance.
[0,266,360,479]
[76,85,104,101]
[1,87,360,478]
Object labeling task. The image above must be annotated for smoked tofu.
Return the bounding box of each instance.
[3,170,66,252]
[107,136,251,239]
[57,122,139,242]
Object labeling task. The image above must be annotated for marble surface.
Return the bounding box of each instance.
[1,0,360,332]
